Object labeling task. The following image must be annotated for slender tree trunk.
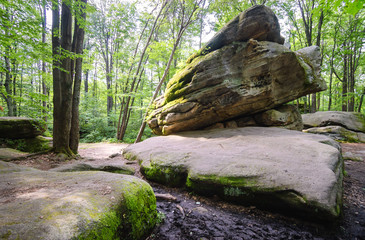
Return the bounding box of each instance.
[135,0,202,142]
[41,0,48,121]
[117,0,169,140]
[358,87,365,112]
[342,45,348,112]
[70,0,87,153]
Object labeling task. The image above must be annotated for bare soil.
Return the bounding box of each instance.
[9,142,365,240]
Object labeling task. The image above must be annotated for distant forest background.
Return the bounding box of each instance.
[1,0,364,143]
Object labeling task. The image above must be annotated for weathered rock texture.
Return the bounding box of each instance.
[0,117,45,139]
[148,41,326,135]
[302,111,365,142]
[0,161,157,240]
[190,5,284,61]
[124,127,343,221]
[206,104,303,131]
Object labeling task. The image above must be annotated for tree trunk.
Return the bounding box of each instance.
[52,0,74,155]
[41,0,48,121]
[70,0,87,154]
[342,46,348,112]
[358,87,364,112]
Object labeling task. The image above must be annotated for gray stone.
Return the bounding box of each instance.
[302,111,365,133]
[123,127,343,221]
[303,125,365,143]
[0,161,157,240]
[50,160,135,175]
[0,148,27,160]
[148,41,326,135]
[0,117,45,139]
[191,5,284,60]
[253,105,303,130]
[205,105,303,131]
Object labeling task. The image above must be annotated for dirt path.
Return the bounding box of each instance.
[8,142,365,239]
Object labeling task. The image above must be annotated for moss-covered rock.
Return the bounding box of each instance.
[2,136,52,153]
[303,125,365,143]
[0,161,157,240]
[123,127,343,222]
[0,117,45,139]
[147,40,326,135]
[0,148,27,160]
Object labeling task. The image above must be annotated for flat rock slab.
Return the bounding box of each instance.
[50,158,135,175]
[0,148,27,159]
[124,127,343,221]
[0,161,157,240]
[302,111,365,133]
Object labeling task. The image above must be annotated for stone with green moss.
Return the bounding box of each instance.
[302,111,365,133]
[0,161,157,240]
[147,40,326,136]
[2,136,52,153]
[0,117,45,139]
[123,127,343,221]
[303,125,365,143]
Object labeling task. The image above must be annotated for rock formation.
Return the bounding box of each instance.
[148,40,325,135]
[125,6,343,222]
[302,111,365,143]
[124,127,343,221]
[146,5,326,136]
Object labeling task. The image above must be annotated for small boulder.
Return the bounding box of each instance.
[0,117,45,139]
[0,161,157,240]
[124,127,343,221]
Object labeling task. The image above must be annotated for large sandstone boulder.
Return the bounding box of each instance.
[190,5,284,61]
[0,117,45,139]
[148,41,326,135]
[124,127,343,221]
[0,161,157,240]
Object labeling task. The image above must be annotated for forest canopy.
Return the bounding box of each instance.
[0,0,364,145]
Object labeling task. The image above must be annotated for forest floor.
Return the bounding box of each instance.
[10,142,365,240]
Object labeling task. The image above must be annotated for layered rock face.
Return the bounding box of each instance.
[147,6,326,136]
[302,111,365,143]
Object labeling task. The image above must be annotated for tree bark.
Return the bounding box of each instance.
[52,0,74,155]
[70,0,87,154]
